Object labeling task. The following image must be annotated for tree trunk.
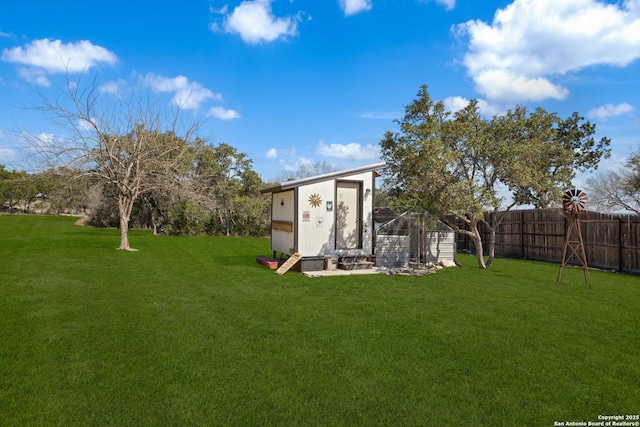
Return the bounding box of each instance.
[119,215,131,250]
[485,223,496,268]
[117,193,136,251]
[150,209,158,235]
[470,221,487,269]
[485,211,503,269]
[485,227,496,268]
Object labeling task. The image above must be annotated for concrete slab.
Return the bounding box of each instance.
[302,267,384,278]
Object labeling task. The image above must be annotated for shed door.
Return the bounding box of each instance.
[336,182,362,249]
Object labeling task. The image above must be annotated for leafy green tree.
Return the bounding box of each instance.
[31,168,101,215]
[168,200,209,236]
[185,143,269,237]
[0,164,15,208]
[135,192,172,235]
[0,166,37,211]
[0,164,10,181]
[381,85,610,268]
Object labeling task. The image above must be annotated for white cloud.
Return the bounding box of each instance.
[206,106,241,120]
[440,0,456,10]
[141,73,222,110]
[15,67,52,86]
[76,118,96,132]
[280,156,314,172]
[429,0,456,11]
[210,5,229,14]
[266,148,278,158]
[1,38,117,76]
[0,148,15,162]
[443,96,503,117]
[316,141,380,160]
[443,96,471,114]
[37,132,55,144]
[268,147,296,159]
[588,102,635,120]
[455,0,640,103]
[99,79,128,95]
[21,132,57,156]
[474,69,569,103]
[340,0,372,16]
[221,0,301,44]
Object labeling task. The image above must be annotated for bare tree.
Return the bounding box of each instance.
[272,160,337,182]
[587,150,640,215]
[23,74,203,250]
[296,160,337,179]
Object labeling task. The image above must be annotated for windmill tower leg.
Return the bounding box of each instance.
[575,219,590,287]
[557,217,572,285]
[557,213,590,287]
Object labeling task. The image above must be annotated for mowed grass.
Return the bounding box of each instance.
[1,215,638,426]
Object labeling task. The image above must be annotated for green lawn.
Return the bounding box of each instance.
[1,215,638,426]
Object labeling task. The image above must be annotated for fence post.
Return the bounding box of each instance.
[619,218,623,273]
[520,212,525,258]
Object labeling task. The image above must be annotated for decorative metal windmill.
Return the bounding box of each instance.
[557,188,590,286]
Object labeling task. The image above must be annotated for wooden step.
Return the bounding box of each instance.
[276,253,302,275]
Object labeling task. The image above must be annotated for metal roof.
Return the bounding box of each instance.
[260,162,386,194]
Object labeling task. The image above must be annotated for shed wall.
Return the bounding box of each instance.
[270,190,295,254]
[376,235,411,267]
[424,231,456,264]
[296,170,376,257]
[297,181,336,256]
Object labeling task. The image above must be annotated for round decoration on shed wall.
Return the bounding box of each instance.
[308,193,322,208]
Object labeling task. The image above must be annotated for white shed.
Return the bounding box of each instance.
[261,163,385,271]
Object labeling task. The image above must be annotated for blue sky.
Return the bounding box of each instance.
[1,0,639,185]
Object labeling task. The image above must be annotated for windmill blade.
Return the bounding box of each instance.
[562,188,588,213]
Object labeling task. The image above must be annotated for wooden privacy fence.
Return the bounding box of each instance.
[454,209,640,275]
